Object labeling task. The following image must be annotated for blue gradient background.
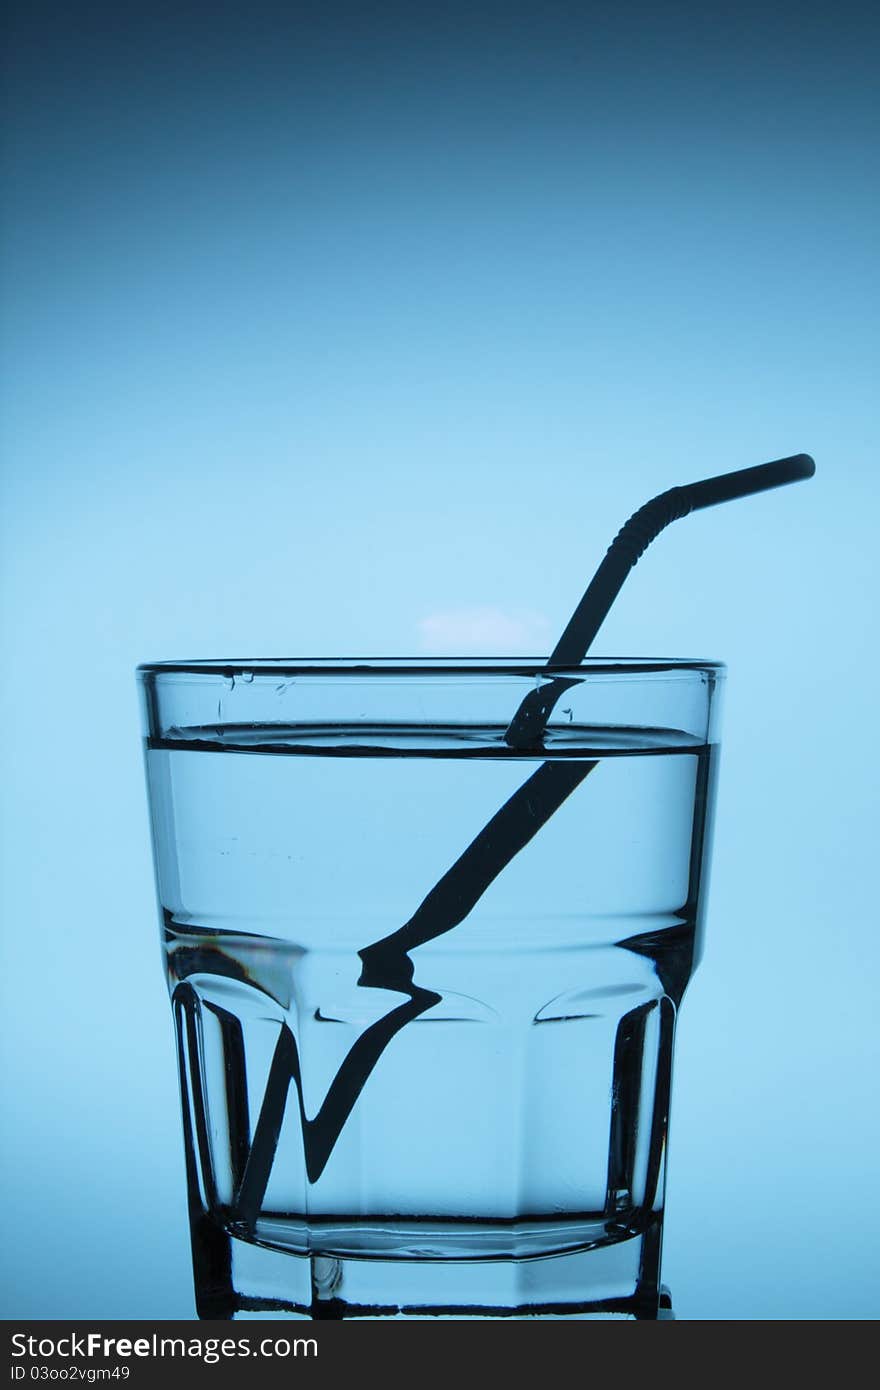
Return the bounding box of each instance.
[1,0,877,1319]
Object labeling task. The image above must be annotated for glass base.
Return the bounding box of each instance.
[190,1213,672,1320]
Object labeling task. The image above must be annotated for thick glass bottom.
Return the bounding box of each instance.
[190,1213,670,1320]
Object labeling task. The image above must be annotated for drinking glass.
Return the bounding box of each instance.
[138,658,723,1319]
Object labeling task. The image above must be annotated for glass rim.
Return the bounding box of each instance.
[137,656,726,679]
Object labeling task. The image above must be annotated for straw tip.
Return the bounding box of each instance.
[791,452,816,478]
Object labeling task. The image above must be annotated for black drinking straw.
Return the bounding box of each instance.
[232,450,815,1218]
[505,453,816,749]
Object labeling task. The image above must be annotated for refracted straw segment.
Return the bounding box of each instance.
[214,452,815,1226]
[234,758,594,1219]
